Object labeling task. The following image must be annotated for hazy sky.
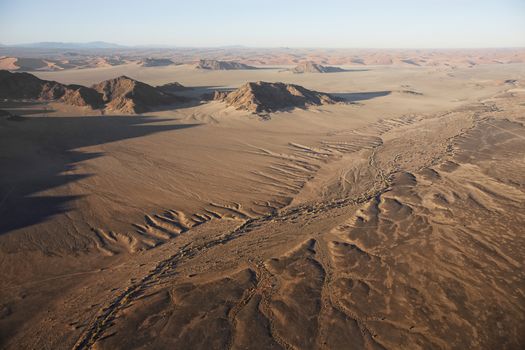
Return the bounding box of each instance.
[1,0,524,48]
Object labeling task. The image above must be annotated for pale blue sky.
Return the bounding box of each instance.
[1,0,524,48]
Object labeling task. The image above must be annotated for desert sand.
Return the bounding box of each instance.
[2,48,525,72]
[0,52,524,349]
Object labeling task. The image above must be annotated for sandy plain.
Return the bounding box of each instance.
[1,59,524,349]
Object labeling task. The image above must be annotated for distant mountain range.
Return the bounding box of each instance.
[0,42,252,50]
[1,41,126,49]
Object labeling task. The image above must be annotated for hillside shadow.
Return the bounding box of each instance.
[186,85,236,93]
[333,91,391,102]
[0,115,199,235]
[146,97,206,112]
[167,86,237,101]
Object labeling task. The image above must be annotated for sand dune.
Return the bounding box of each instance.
[0,57,59,71]
[2,48,525,73]
[0,56,129,71]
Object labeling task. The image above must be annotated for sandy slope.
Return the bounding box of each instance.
[1,63,524,349]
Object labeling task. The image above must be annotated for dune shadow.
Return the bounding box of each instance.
[0,114,199,235]
[333,91,391,102]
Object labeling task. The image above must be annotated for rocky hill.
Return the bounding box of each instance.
[139,58,174,67]
[0,70,186,113]
[290,61,346,73]
[214,81,344,113]
[0,70,103,108]
[157,82,189,93]
[61,84,105,108]
[93,76,185,114]
[196,59,256,70]
[0,70,64,99]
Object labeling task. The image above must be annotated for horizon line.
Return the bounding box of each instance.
[1,42,525,50]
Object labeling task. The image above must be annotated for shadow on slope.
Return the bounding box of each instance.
[0,115,199,235]
[333,91,391,102]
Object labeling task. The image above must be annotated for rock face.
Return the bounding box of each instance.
[139,58,174,67]
[196,59,256,70]
[0,70,65,100]
[93,76,185,114]
[215,81,344,113]
[291,61,346,74]
[0,70,186,113]
[157,82,189,93]
[0,70,103,108]
[60,84,105,108]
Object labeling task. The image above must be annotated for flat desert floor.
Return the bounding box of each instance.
[1,63,525,349]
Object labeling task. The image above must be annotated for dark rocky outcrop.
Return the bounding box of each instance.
[196,59,256,70]
[0,70,103,108]
[139,58,174,67]
[290,61,346,74]
[92,76,186,114]
[214,81,344,113]
[157,82,190,93]
[0,70,187,113]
